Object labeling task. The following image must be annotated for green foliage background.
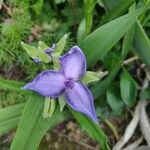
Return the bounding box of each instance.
[0,0,150,149]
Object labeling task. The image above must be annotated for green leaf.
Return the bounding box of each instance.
[80,9,141,67]
[70,108,110,150]
[101,0,135,24]
[0,0,3,9]
[53,34,68,56]
[90,5,136,99]
[106,85,124,114]
[38,41,49,51]
[121,4,135,58]
[21,42,39,59]
[84,0,96,35]
[102,0,123,10]
[91,56,120,99]
[140,87,150,100]
[134,20,150,68]
[10,94,69,150]
[77,19,86,43]
[0,117,20,133]
[21,42,51,63]
[120,69,137,107]
[0,77,25,91]
[82,71,100,84]
[121,25,135,58]
[31,0,44,16]
[0,103,25,133]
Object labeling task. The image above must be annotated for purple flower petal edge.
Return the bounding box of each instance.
[65,82,98,123]
[22,45,98,123]
[60,45,86,80]
[22,70,65,98]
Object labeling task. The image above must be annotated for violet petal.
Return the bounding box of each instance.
[45,48,53,55]
[34,58,41,63]
[65,82,98,123]
[22,70,65,98]
[60,46,86,80]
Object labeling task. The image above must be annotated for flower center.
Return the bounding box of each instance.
[64,78,75,89]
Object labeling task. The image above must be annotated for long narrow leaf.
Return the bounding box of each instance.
[91,14,135,99]
[0,117,20,133]
[101,0,135,24]
[10,93,69,150]
[134,20,150,68]
[0,103,25,133]
[70,108,110,150]
[0,103,24,122]
[0,77,24,91]
[80,9,141,67]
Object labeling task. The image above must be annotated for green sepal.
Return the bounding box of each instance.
[82,71,99,84]
[38,41,49,51]
[38,41,51,63]
[58,96,66,112]
[38,51,51,63]
[53,56,60,70]
[21,42,39,59]
[53,34,68,56]
[52,34,68,70]
[21,41,51,63]
[82,71,108,84]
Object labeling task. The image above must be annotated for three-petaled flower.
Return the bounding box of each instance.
[22,46,98,123]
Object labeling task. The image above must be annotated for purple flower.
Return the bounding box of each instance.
[34,58,41,63]
[22,46,98,123]
[44,44,56,55]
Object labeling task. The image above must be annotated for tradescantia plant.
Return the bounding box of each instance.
[0,0,150,150]
[22,45,98,122]
[8,34,109,150]
[21,34,101,122]
[7,33,110,150]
